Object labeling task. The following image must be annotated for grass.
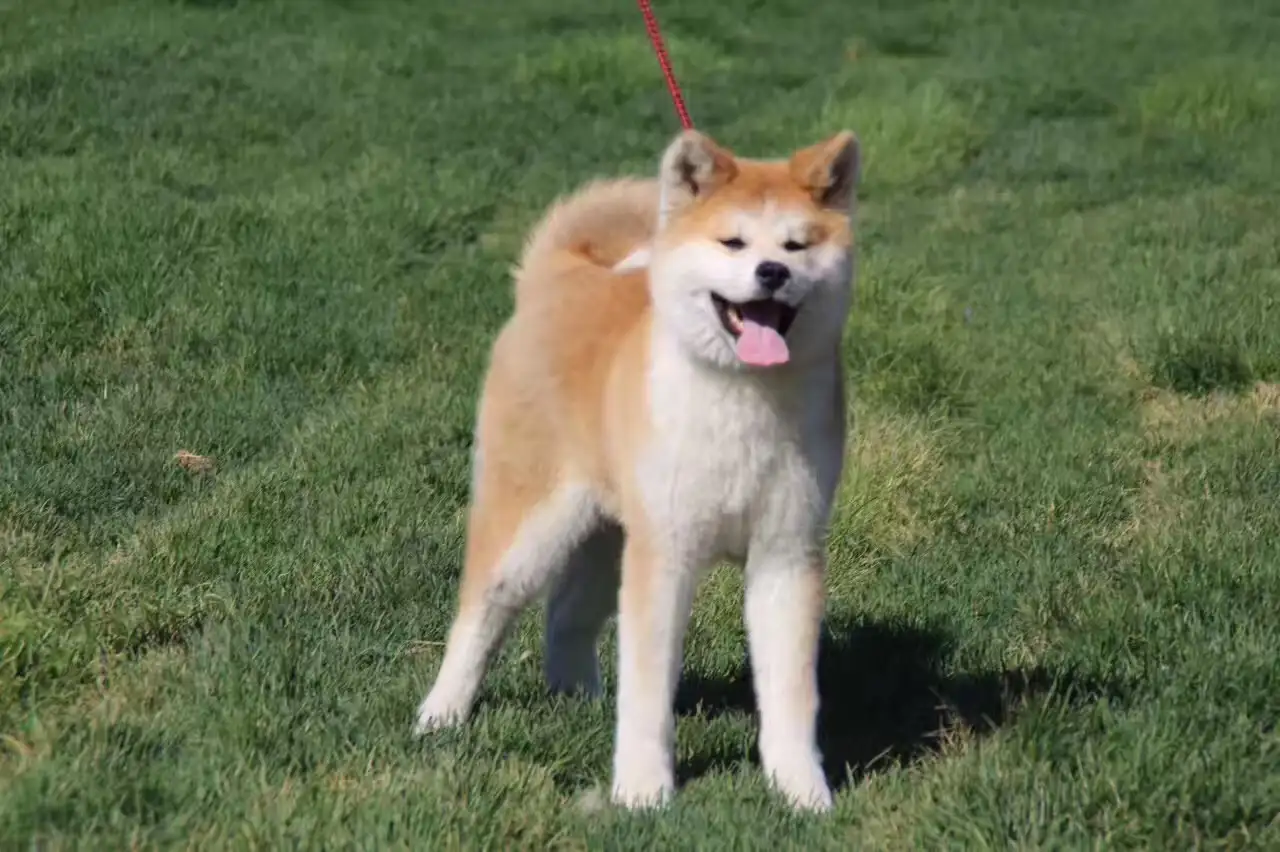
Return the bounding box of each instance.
[2,0,1279,846]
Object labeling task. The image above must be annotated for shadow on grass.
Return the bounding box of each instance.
[674,617,1126,790]
[1150,332,1254,397]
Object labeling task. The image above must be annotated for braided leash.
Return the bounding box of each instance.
[636,0,693,130]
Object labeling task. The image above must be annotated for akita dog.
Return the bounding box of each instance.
[414,128,859,811]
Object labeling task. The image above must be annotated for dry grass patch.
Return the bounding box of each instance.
[77,646,188,730]
[1140,380,1280,446]
[828,410,952,575]
[1111,381,1280,550]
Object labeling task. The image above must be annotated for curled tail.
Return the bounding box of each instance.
[513,177,658,305]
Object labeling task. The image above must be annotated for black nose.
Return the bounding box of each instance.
[755,260,791,292]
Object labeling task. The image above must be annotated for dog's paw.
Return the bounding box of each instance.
[767,760,833,813]
[412,691,469,736]
[611,751,675,810]
[610,777,674,810]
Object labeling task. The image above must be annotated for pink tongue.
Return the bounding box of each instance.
[735,319,790,366]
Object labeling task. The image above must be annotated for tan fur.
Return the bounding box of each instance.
[468,179,656,542]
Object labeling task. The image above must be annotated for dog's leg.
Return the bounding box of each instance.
[414,483,598,734]
[544,522,623,698]
[743,547,832,811]
[611,534,698,808]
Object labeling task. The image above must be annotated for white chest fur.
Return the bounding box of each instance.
[637,334,844,564]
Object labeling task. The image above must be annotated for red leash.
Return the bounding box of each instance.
[636,0,693,130]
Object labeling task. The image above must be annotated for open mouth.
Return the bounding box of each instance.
[710,294,799,367]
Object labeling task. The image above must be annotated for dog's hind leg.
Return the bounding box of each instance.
[544,521,623,698]
[414,477,599,734]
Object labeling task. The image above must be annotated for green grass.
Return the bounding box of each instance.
[2,0,1279,847]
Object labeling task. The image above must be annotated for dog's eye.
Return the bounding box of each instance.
[783,239,808,252]
[719,237,746,251]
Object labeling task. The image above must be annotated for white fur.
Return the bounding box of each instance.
[743,545,834,811]
[613,246,652,273]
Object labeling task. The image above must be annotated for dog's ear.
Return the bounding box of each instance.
[658,129,738,225]
[789,131,860,212]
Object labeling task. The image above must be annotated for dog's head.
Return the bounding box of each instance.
[645,129,859,372]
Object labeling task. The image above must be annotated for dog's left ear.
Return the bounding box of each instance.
[789,131,860,212]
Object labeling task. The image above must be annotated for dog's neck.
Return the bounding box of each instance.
[646,318,839,411]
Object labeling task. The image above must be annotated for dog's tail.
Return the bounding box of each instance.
[513,177,658,305]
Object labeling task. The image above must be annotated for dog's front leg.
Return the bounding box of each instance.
[744,546,833,811]
[611,533,699,809]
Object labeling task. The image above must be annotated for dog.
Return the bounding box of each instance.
[413,128,860,811]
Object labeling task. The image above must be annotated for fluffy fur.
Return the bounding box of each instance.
[413,128,861,811]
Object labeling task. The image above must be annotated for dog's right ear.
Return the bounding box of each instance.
[658,129,737,227]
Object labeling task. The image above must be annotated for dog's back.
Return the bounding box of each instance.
[513,177,658,306]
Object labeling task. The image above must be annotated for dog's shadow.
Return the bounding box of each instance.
[674,617,1124,790]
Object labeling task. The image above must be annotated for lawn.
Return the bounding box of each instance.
[2,0,1279,847]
